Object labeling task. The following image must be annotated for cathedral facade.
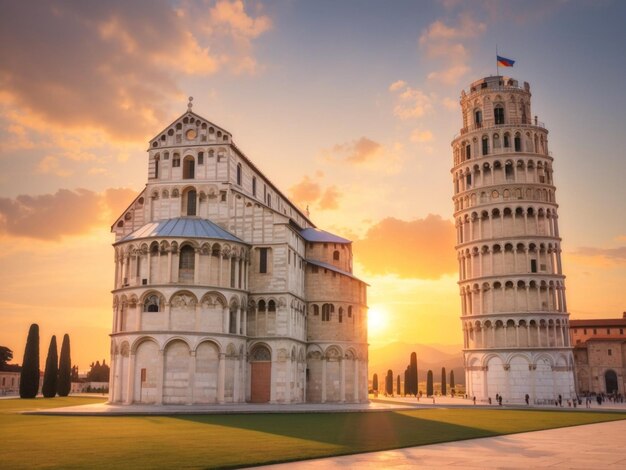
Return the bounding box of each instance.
[108,101,368,405]
[452,76,576,404]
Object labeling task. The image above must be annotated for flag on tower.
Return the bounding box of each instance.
[497,55,515,67]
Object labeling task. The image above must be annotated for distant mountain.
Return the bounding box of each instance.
[369,342,465,385]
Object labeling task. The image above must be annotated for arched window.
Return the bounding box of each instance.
[514,133,521,152]
[143,295,160,312]
[504,132,510,148]
[338,307,343,323]
[312,304,319,316]
[185,189,197,216]
[236,163,242,185]
[268,300,276,312]
[322,304,332,321]
[179,245,195,282]
[482,136,489,156]
[172,153,180,167]
[183,156,195,179]
[333,250,340,261]
[229,305,237,334]
[474,109,482,126]
[494,104,504,125]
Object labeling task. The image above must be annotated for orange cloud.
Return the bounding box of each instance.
[318,186,341,210]
[389,84,433,120]
[410,129,434,143]
[0,1,271,140]
[570,246,626,266]
[0,188,136,241]
[333,137,383,164]
[354,215,457,279]
[289,176,321,205]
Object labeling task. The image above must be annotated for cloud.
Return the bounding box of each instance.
[442,97,459,111]
[571,246,626,265]
[0,188,136,241]
[410,129,434,143]
[418,13,486,86]
[0,1,272,140]
[389,80,407,92]
[427,64,471,85]
[318,186,341,210]
[334,137,383,164]
[289,176,321,205]
[388,83,434,120]
[354,215,457,279]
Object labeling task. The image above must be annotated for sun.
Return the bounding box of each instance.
[368,305,389,334]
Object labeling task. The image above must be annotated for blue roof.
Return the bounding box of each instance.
[300,228,351,244]
[306,259,368,285]
[119,218,243,243]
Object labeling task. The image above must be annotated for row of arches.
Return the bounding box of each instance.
[455,185,555,211]
[465,352,575,404]
[454,129,548,165]
[459,279,568,315]
[457,241,562,280]
[463,317,571,349]
[456,206,559,244]
[110,335,366,404]
[115,240,250,290]
[453,158,553,195]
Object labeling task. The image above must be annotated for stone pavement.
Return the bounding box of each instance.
[256,419,626,469]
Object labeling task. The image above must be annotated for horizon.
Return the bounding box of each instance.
[1,0,625,372]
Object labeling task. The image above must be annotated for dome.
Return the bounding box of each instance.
[118,217,243,243]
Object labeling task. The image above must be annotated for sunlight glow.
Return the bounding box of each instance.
[368,305,389,334]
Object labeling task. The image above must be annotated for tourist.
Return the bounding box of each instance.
[473,396,476,405]
[525,394,530,405]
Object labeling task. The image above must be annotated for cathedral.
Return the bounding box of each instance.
[452,76,576,403]
[108,99,368,405]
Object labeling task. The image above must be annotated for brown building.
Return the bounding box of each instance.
[570,313,626,395]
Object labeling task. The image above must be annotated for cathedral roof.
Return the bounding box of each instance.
[306,259,368,285]
[118,217,243,244]
[300,228,351,244]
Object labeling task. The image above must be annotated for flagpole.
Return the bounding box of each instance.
[496,44,499,77]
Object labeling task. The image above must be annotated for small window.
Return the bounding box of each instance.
[620,328,624,335]
[143,295,160,312]
[474,109,482,125]
[584,329,587,334]
[141,368,147,382]
[338,308,343,323]
[608,349,612,356]
[607,329,611,335]
[259,248,268,274]
[494,106,505,125]
[173,154,181,167]
[482,136,489,155]
[183,156,195,179]
[504,133,510,148]
[220,191,227,202]
[311,265,319,274]
[252,177,257,196]
[514,135,521,152]
[322,304,332,321]
[530,259,537,273]
[312,305,319,316]
[348,306,353,318]
[237,163,242,185]
[465,144,471,159]
[333,250,340,261]
[198,152,204,165]
[593,328,597,335]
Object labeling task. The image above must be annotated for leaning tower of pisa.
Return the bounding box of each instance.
[451,76,576,404]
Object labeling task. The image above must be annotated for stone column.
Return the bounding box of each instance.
[217,353,225,404]
[233,354,240,403]
[236,307,241,335]
[156,349,164,405]
[167,250,173,283]
[125,352,135,404]
[340,357,346,403]
[353,359,359,402]
[321,358,327,403]
[194,249,200,284]
[188,350,196,404]
[223,307,229,334]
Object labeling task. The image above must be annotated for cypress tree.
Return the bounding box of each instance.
[372,373,378,392]
[450,370,455,390]
[426,369,433,397]
[386,369,393,395]
[42,336,58,398]
[58,334,71,397]
[19,324,40,398]
[441,367,447,396]
[410,352,418,396]
[396,374,401,395]
[404,366,409,396]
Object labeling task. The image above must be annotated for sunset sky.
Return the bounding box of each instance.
[1,0,625,371]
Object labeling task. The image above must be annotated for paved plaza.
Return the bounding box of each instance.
[257,419,626,469]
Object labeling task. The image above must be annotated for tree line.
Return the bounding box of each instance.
[371,351,456,398]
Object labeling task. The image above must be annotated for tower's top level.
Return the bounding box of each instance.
[461,76,530,98]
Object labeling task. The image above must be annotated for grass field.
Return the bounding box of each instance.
[1,397,625,469]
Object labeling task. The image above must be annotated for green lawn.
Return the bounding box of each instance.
[1,398,625,469]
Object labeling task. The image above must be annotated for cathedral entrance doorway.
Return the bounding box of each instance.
[250,345,271,403]
[605,370,618,394]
